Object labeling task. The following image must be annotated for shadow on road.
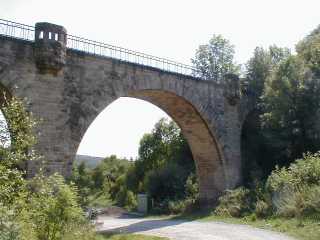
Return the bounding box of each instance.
[97,217,187,234]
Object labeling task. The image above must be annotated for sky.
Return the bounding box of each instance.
[1,0,320,158]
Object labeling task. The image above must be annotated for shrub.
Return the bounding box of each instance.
[184,173,199,201]
[168,200,187,214]
[0,204,36,240]
[124,190,137,210]
[61,222,95,240]
[0,97,95,240]
[26,173,94,240]
[145,164,187,204]
[273,185,320,220]
[115,187,137,210]
[0,173,95,240]
[266,152,320,219]
[0,165,25,206]
[215,187,252,217]
[306,185,320,220]
[111,174,126,201]
[267,152,320,193]
[255,200,271,218]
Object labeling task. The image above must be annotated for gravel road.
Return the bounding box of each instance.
[96,215,295,240]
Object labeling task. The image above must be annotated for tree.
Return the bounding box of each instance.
[0,97,37,205]
[192,34,240,82]
[69,162,93,206]
[136,118,194,180]
[92,155,130,189]
[26,173,94,240]
[0,97,37,169]
[245,46,290,99]
[145,164,187,203]
[138,118,181,171]
[125,118,195,207]
[0,97,94,240]
[241,46,291,184]
[261,55,320,165]
[296,25,320,77]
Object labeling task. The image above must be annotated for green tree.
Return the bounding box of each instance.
[135,118,194,188]
[92,155,130,190]
[70,155,131,207]
[138,118,181,171]
[266,152,320,220]
[192,34,240,82]
[241,46,291,184]
[245,45,290,99]
[0,97,37,170]
[261,55,320,165]
[27,173,94,240]
[0,97,38,240]
[124,118,195,208]
[145,163,187,203]
[296,25,320,77]
[0,97,37,205]
[0,97,94,240]
[69,162,93,206]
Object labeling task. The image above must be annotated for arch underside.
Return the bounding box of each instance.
[127,90,226,202]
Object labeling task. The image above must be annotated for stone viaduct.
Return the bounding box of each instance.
[0,19,252,204]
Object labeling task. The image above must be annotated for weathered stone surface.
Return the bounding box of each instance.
[0,22,250,205]
[34,22,67,73]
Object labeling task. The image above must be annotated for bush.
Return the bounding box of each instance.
[164,174,200,214]
[0,173,95,240]
[267,152,320,193]
[273,185,320,219]
[168,200,187,214]
[26,173,95,240]
[0,165,26,206]
[255,200,271,218]
[0,204,37,240]
[60,222,95,240]
[124,190,137,210]
[267,152,320,219]
[215,187,252,217]
[145,164,187,204]
[184,173,199,201]
[0,97,95,240]
[115,187,137,210]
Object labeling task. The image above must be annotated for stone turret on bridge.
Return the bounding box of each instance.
[0,19,252,206]
[34,22,67,73]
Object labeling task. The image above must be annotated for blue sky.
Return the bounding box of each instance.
[1,0,319,158]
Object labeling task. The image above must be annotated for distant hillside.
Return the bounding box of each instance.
[75,154,104,168]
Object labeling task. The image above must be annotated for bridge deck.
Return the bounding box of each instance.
[0,18,200,78]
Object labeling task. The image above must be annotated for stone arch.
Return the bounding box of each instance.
[0,22,244,205]
[77,89,227,204]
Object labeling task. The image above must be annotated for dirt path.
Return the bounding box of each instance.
[96,215,295,240]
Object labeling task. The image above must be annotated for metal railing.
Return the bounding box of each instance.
[67,34,196,75]
[0,19,197,77]
[0,19,34,41]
